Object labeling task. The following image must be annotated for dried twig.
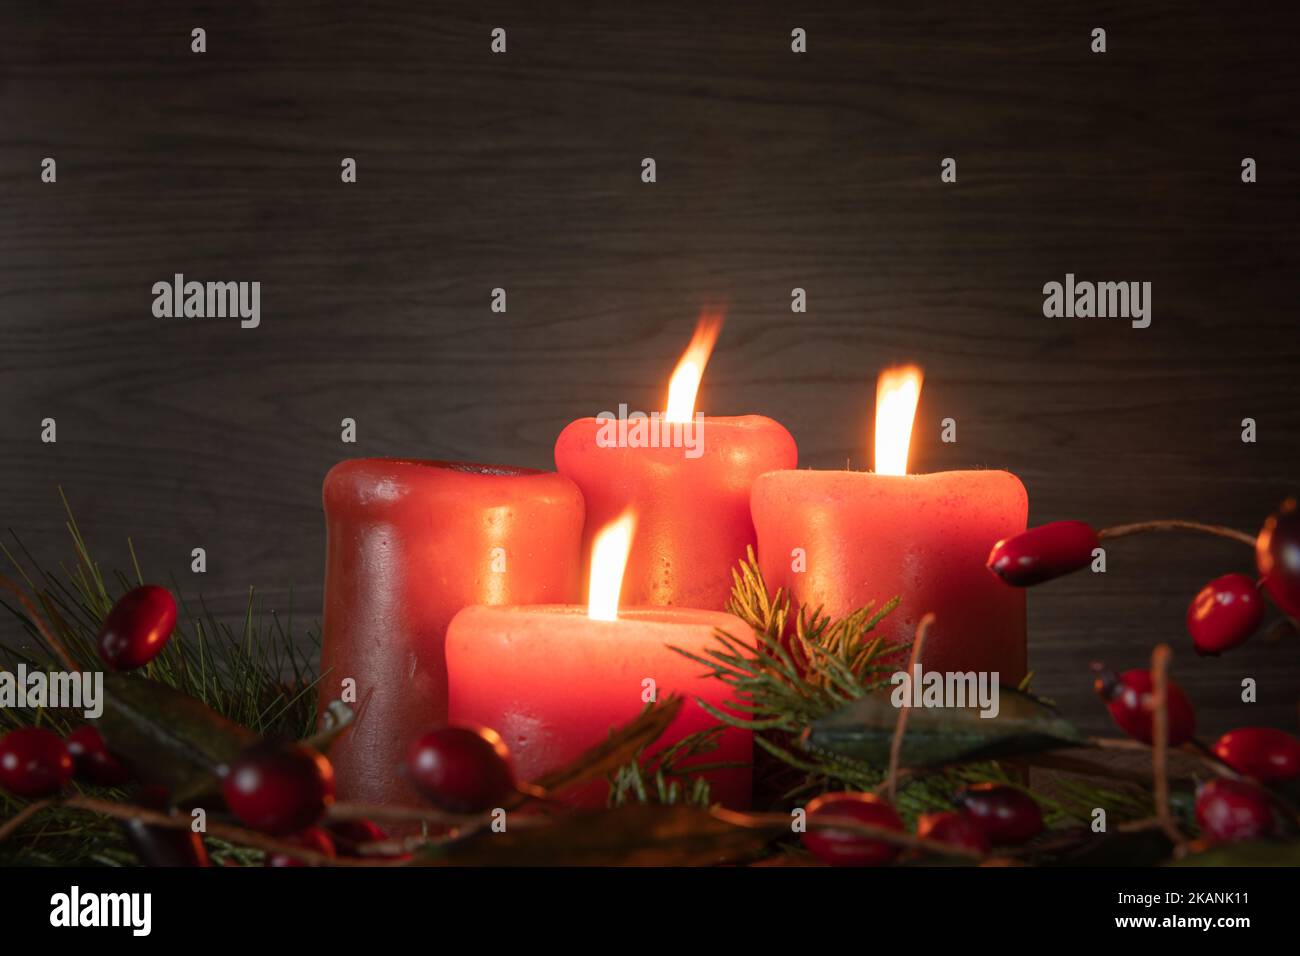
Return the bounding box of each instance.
[1149,644,1185,850]
[887,613,934,802]
[1099,520,1254,548]
[0,799,52,843]
[717,807,983,860]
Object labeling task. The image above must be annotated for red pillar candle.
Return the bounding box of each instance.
[555,314,797,609]
[446,604,753,808]
[446,511,754,808]
[751,367,1029,683]
[319,459,585,805]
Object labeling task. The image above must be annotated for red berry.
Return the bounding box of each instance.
[220,740,335,835]
[406,725,514,813]
[1186,573,1263,656]
[122,785,210,867]
[1195,779,1274,843]
[916,810,990,855]
[65,725,132,787]
[802,792,904,866]
[265,826,336,867]
[1212,727,1300,783]
[1256,499,1300,618]
[0,727,74,798]
[327,818,407,860]
[97,585,177,671]
[955,784,1043,845]
[1094,668,1196,746]
[986,521,1099,587]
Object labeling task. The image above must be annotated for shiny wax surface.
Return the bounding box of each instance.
[319,458,585,804]
[446,604,754,808]
[752,469,1029,682]
[555,415,797,610]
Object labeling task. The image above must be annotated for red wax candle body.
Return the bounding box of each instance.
[319,459,585,804]
[752,470,1028,682]
[446,605,754,808]
[555,416,797,609]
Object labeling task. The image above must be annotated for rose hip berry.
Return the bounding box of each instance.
[1195,779,1275,843]
[802,792,904,866]
[1186,573,1263,656]
[97,585,177,671]
[406,725,515,813]
[1256,499,1300,618]
[264,826,336,867]
[986,521,1099,587]
[1094,668,1196,747]
[1212,727,1300,783]
[954,784,1043,845]
[220,740,335,835]
[916,810,990,855]
[65,725,132,787]
[0,727,74,798]
[327,818,408,860]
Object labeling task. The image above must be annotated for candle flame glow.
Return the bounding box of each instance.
[587,509,637,621]
[664,310,724,423]
[874,365,924,476]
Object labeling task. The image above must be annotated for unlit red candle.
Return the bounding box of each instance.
[318,459,584,805]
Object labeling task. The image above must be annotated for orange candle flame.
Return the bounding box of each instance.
[874,365,924,476]
[587,509,637,621]
[664,310,724,423]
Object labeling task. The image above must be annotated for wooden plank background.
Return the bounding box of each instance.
[1,2,1297,734]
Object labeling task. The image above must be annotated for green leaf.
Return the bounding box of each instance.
[98,673,257,800]
[419,804,773,866]
[803,684,1086,768]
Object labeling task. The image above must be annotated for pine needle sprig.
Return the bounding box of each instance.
[673,546,905,736]
[677,548,1150,829]
[607,727,731,809]
[0,493,320,865]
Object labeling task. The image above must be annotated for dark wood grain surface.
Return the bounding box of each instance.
[1,2,1297,734]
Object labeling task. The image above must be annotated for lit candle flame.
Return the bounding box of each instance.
[874,365,923,476]
[664,310,724,423]
[587,510,637,621]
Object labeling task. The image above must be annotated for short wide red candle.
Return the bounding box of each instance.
[555,416,797,609]
[752,470,1028,682]
[446,604,753,808]
[319,459,584,804]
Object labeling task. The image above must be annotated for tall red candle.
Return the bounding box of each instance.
[555,314,797,609]
[751,367,1029,682]
[318,459,584,804]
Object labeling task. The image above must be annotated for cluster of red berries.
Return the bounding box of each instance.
[801,783,1043,866]
[1089,665,1297,843]
[986,499,1300,656]
[219,723,516,866]
[1,585,183,800]
[987,502,1299,847]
